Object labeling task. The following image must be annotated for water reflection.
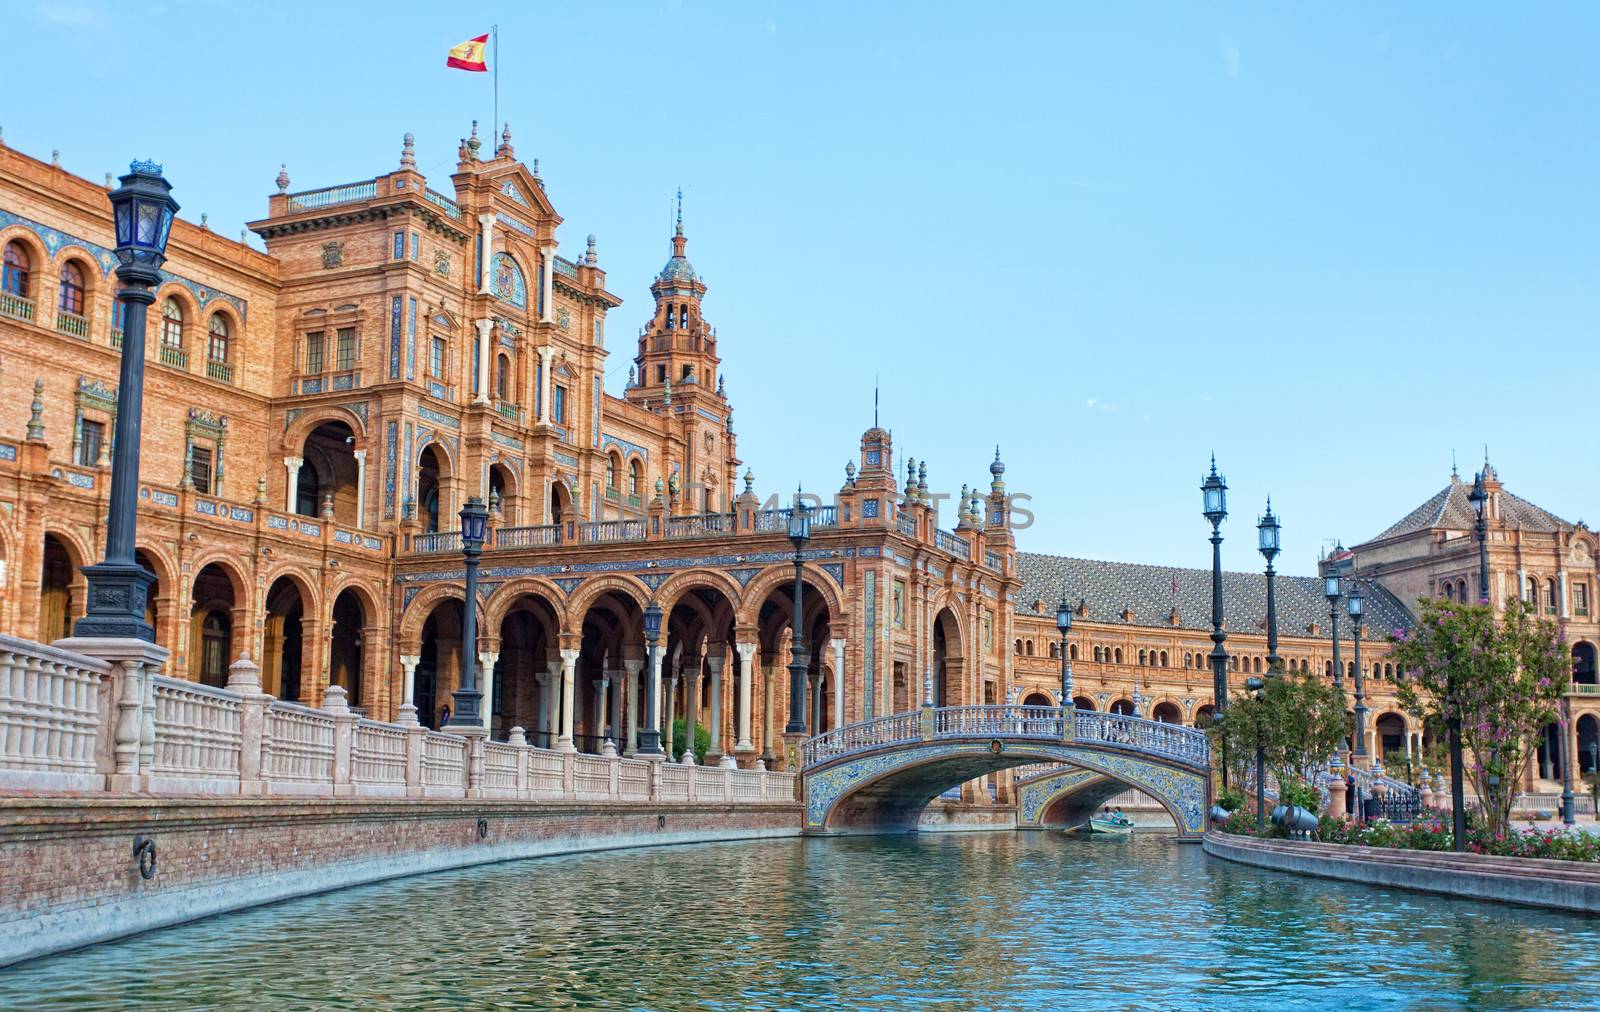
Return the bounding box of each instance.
[3,833,1596,1010]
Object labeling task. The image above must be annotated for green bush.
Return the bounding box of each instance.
[664,718,711,763]
[1216,787,1247,812]
[1278,778,1321,815]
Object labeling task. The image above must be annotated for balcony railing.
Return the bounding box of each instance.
[811,505,839,528]
[495,400,522,423]
[206,358,233,383]
[159,344,188,369]
[665,512,735,539]
[754,508,790,532]
[425,188,465,220]
[413,530,462,554]
[286,180,378,211]
[897,512,917,536]
[0,291,34,322]
[576,520,646,544]
[55,310,88,338]
[110,328,123,348]
[934,528,968,558]
[497,524,560,549]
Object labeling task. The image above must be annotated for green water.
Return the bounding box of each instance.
[2,833,1595,1010]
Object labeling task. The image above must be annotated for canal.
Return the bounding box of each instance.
[3,833,1595,1009]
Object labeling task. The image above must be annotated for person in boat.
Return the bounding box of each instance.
[1113,806,1130,826]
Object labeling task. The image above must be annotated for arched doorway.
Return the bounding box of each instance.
[497,593,559,743]
[263,577,306,701]
[1578,714,1600,775]
[417,445,446,533]
[39,534,79,642]
[1023,691,1052,707]
[932,608,962,708]
[1375,712,1407,762]
[417,600,463,729]
[329,588,366,710]
[1574,642,1597,686]
[134,549,163,647]
[1194,704,1215,728]
[662,583,739,762]
[189,563,239,687]
[1537,722,1567,783]
[550,480,572,528]
[1151,701,1182,724]
[1110,698,1134,716]
[488,462,516,525]
[1073,695,1096,711]
[295,421,361,523]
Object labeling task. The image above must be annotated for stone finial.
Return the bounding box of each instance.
[104,171,114,188]
[25,379,44,441]
[956,484,971,527]
[400,131,416,169]
[255,474,268,505]
[488,487,501,512]
[531,158,541,180]
[225,653,263,693]
[585,233,597,265]
[743,468,754,495]
[275,164,290,193]
[322,684,350,715]
[602,738,618,758]
[755,759,767,772]
[916,460,928,497]
[626,364,636,388]
[990,445,1006,495]
[320,492,335,521]
[51,149,60,166]
[654,475,665,500]
[96,436,111,469]
[668,472,681,495]
[240,228,249,244]
[846,460,857,485]
[466,119,482,159]
[498,122,513,158]
[716,374,725,398]
[200,212,209,230]
[663,377,673,406]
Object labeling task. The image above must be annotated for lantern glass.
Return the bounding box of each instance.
[787,501,810,542]
[1347,586,1365,618]
[1258,519,1279,553]
[459,497,488,545]
[643,604,663,640]
[1055,599,1071,634]
[1324,574,1341,600]
[1204,485,1223,516]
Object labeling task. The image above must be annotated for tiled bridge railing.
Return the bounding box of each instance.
[800,705,1213,771]
[415,507,845,554]
[0,634,796,804]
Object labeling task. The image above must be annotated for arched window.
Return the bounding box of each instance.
[1458,579,1469,603]
[679,305,689,329]
[208,314,230,362]
[1253,657,1263,673]
[496,353,510,400]
[1325,660,1333,677]
[1160,651,1168,667]
[1546,578,1559,611]
[1527,577,1539,605]
[58,260,85,315]
[664,302,675,329]
[161,297,184,349]
[606,454,619,490]
[1138,649,1147,666]
[1113,648,1122,664]
[1014,639,1022,656]
[1347,661,1355,677]
[1025,640,1033,656]
[1069,643,1077,661]
[629,459,642,496]
[1444,583,1455,601]
[1,241,30,297]
[1384,663,1393,678]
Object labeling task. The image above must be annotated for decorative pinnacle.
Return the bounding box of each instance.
[200,212,209,230]
[466,120,481,159]
[275,164,290,194]
[104,172,113,188]
[400,132,416,169]
[25,379,44,441]
[498,122,513,158]
[586,233,597,265]
[675,187,683,237]
[51,149,59,167]
[743,468,754,495]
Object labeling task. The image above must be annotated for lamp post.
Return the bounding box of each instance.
[1468,471,1490,605]
[1450,472,1489,850]
[1056,593,1073,727]
[1348,582,1368,761]
[1587,742,1599,823]
[1246,675,1266,832]
[1257,499,1281,675]
[445,496,489,730]
[640,602,664,756]
[1201,457,1230,789]
[73,162,178,641]
[1561,697,1576,827]
[784,491,811,735]
[1325,572,1343,690]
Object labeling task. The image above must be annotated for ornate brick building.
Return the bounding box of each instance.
[0,131,1592,798]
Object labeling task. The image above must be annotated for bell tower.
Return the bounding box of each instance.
[627,190,720,403]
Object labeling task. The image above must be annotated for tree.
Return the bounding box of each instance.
[1389,597,1569,838]
[1211,672,1348,808]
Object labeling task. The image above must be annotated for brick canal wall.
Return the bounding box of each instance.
[1203,831,1600,914]
[0,797,802,968]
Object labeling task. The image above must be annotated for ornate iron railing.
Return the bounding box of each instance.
[801,705,1211,770]
[286,181,378,211]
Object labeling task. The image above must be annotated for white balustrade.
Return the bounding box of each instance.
[420,732,467,792]
[264,703,337,788]
[351,721,408,792]
[0,636,108,790]
[149,676,243,787]
[659,763,690,802]
[527,749,565,797]
[482,742,520,794]
[617,758,651,800]
[573,754,611,798]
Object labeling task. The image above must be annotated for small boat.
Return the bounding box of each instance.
[1077,816,1134,836]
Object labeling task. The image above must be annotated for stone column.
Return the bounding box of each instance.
[536,346,553,425]
[681,657,701,764]
[534,670,550,747]
[608,667,624,745]
[558,648,579,752]
[706,648,725,760]
[595,671,611,745]
[474,318,493,405]
[480,651,499,733]
[624,659,642,755]
[352,449,367,528]
[831,638,846,731]
[398,653,420,725]
[760,657,775,766]
[734,642,756,756]
[477,214,495,295]
[540,245,556,324]
[665,670,679,760]
[283,456,302,512]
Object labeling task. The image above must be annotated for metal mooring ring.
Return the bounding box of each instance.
[476,817,489,840]
[658,814,667,830]
[133,835,157,880]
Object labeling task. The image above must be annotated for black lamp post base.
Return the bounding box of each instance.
[446,689,483,731]
[73,561,156,642]
[637,730,663,758]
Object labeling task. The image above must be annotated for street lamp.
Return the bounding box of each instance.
[1257,498,1281,675]
[445,496,489,730]
[1561,696,1576,827]
[1468,471,1490,605]
[1324,571,1343,690]
[74,162,178,641]
[1347,582,1367,760]
[640,602,664,756]
[784,489,811,735]
[1246,675,1266,832]
[1056,593,1073,714]
[1201,457,1229,714]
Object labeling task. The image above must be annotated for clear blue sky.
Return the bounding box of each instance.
[8,3,1598,574]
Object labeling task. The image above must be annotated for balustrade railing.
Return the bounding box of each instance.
[0,635,803,803]
[933,528,969,558]
[55,310,88,338]
[425,188,465,219]
[496,524,560,548]
[158,344,188,369]
[665,512,735,539]
[413,530,462,554]
[802,704,1211,770]
[286,180,378,211]
[0,291,36,322]
[810,505,839,528]
[577,520,645,544]
[897,512,917,536]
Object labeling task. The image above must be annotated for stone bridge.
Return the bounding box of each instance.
[799,705,1212,838]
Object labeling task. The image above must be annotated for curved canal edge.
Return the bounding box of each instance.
[0,797,801,968]
[1203,830,1600,915]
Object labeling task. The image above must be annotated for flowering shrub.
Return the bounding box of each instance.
[1313,816,1600,862]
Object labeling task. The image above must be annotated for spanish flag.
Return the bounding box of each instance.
[447,34,489,72]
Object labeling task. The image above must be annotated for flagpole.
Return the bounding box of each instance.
[493,24,499,149]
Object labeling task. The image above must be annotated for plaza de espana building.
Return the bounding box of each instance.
[1,129,1596,805]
